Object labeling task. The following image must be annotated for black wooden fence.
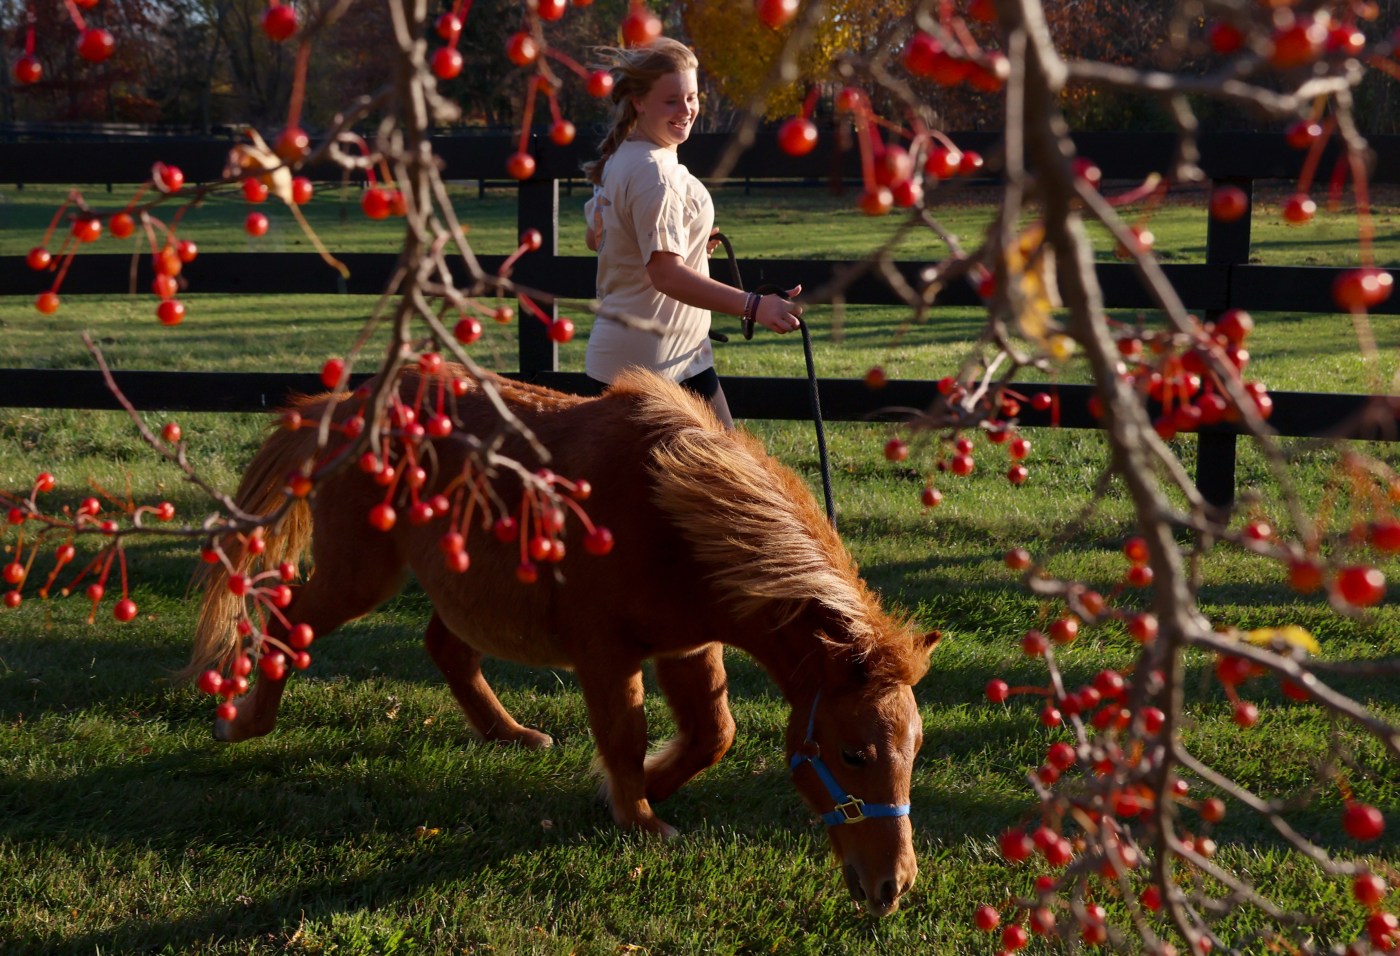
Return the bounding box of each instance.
[2,130,1398,506]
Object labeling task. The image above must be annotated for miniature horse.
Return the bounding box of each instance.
[189,368,940,915]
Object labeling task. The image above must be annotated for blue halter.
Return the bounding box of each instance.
[788,692,912,827]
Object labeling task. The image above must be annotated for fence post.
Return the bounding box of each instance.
[1198,176,1252,508]
[516,159,559,378]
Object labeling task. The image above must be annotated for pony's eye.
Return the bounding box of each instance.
[841,749,869,768]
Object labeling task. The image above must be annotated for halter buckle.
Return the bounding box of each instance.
[833,797,867,824]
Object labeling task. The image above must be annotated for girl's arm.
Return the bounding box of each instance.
[646,251,803,334]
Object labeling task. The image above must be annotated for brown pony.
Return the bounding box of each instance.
[189,368,940,915]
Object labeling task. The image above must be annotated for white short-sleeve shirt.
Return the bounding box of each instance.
[584,139,715,384]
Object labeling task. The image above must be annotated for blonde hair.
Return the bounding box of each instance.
[582,38,699,186]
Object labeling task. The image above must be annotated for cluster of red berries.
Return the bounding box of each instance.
[195,534,314,714]
[880,377,1048,507]
[8,0,113,88]
[1,471,175,621]
[499,1,659,182]
[777,83,987,216]
[1206,7,1373,72]
[303,353,614,587]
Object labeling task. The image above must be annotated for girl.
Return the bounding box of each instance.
[582,38,803,428]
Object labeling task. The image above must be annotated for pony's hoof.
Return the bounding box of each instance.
[212,717,234,742]
[513,728,553,749]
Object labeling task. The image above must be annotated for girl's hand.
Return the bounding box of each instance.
[755,285,803,334]
[706,227,722,257]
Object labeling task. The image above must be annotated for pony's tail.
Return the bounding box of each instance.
[182,398,327,681]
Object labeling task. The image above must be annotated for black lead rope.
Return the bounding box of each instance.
[711,232,836,529]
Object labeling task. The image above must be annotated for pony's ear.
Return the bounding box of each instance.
[921,629,943,656]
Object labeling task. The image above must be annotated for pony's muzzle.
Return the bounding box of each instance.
[842,860,914,916]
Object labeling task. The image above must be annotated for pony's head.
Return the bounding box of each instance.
[786,626,941,916]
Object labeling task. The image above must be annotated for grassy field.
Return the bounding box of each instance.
[1,182,1399,954]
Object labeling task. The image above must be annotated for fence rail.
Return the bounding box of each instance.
[3,130,1399,506]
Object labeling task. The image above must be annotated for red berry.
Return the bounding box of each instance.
[1369,911,1399,948]
[156,299,186,326]
[27,247,52,271]
[109,212,135,239]
[1001,923,1028,951]
[362,187,393,219]
[584,527,615,556]
[13,54,41,85]
[755,0,798,30]
[436,12,462,41]
[1333,268,1394,312]
[320,358,347,389]
[290,177,314,205]
[113,598,138,622]
[35,291,61,314]
[920,486,943,508]
[515,561,539,584]
[985,679,1010,703]
[1344,802,1385,842]
[1282,193,1316,224]
[1215,308,1254,345]
[1270,20,1324,69]
[1004,548,1031,570]
[259,652,288,681]
[245,212,270,236]
[586,70,614,98]
[537,0,567,21]
[453,317,483,345]
[974,904,1000,932]
[1127,612,1158,643]
[1336,565,1386,606]
[77,28,115,64]
[196,670,224,696]
[1123,536,1149,565]
[548,318,575,343]
[948,454,974,476]
[549,120,576,146]
[777,117,818,157]
[1232,700,1259,727]
[1210,184,1248,222]
[1046,742,1076,770]
[242,177,270,203]
[858,186,892,217]
[1208,20,1245,54]
[1355,873,1388,907]
[1049,617,1078,645]
[1021,630,1048,657]
[1000,828,1034,862]
[432,46,463,80]
[505,152,536,181]
[621,7,662,46]
[368,503,397,532]
[72,217,102,243]
[883,438,909,462]
[262,4,298,41]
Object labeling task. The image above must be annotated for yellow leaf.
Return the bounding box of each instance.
[1002,223,1061,347]
[1242,625,1320,655]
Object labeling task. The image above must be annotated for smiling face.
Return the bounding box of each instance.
[631,69,699,150]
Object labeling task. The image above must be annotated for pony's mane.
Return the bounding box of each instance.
[611,370,928,685]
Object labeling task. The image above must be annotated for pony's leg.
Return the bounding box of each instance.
[216,553,404,743]
[424,613,552,749]
[575,663,677,838]
[645,643,735,804]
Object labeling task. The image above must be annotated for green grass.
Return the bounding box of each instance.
[2,184,1399,954]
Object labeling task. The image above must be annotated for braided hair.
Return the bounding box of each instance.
[582,38,699,186]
